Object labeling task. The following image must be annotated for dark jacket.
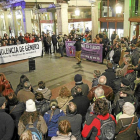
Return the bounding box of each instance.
[74,40,81,51]
[115,115,138,140]
[71,82,89,97]
[35,99,50,116]
[82,113,116,140]
[131,49,139,66]
[70,94,90,123]
[111,33,117,41]
[52,35,57,45]
[88,84,114,102]
[0,109,14,140]
[131,38,137,44]
[58,110,82,140]
[92,77,99,88]
[102,68,116,87]
[113,48,121,64]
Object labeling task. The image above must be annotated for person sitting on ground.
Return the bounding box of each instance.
[6,92,25,140]
[0,97,14,140]
[51,120,76,140]
[71,74,89,97]
[17,81,35,103]
[43,99,65,139]
[82,98,116,140]
[56,86,73,114]
[35,92,50,116]
[70,86,90,123]
[102,62,116,88]
[58,102,82,140]
[115,102,138,140]
[36,81,51,101]
[92,70,101,88]
[18,99,47,138]
[15,75,34,95]
[88,75,114,102]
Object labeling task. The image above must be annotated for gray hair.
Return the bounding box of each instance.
[123,102,135,116]
[98,76,107,85]
[95,86,104,98]
[24,81,31,89]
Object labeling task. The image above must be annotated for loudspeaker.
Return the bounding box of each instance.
[29,58,35,71]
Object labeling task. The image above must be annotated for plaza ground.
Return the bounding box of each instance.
[0,54,106,99]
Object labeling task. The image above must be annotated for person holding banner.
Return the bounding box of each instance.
[74,37,82,64]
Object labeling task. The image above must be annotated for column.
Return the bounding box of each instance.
[123,0,130,37]
[4,11,9,35]
[12,10,18,36]
[56,3,68,35]
[24,9,32,34]
[91,1,98,41]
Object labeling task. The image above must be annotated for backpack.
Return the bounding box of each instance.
[97,116,115,140]
[25,119,42,140]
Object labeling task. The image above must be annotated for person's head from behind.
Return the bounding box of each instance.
[93,98,109,116]
[0,97,6,109]
[0,73,7,84]
[98,76,107,85]
[95,86,104,99]
[130,44,136,50]
[5,92,18,105]
[24,81,31,90]
[50,99,58,110]
[58,120,71,135]
[38,81,45,89]
[93,70,101,78]
[106,62,113,69]
[123,102,135,116]
[59,86,71,98]
[20,75,29,85]
[67,102,77,114]
[20,130,32,140]
[35,92,44,101]
[116,68,123,78]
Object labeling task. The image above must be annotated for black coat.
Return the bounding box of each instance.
[74,40,81,51]
[35,99,50,116]
[52,35,57,45]
[102,68,116,87]
[70,95,90,123]
[113,48,121,64]
[111,34,117,41]
[0,109,14,140]
[131,49,139,66]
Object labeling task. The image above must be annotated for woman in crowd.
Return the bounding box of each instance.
[51,120,76,140]
[56,86,73,114]
[95,34,101,44]
[115,102,138,140]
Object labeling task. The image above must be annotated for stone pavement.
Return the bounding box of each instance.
[0,54,106,99]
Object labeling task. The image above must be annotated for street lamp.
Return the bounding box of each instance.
[75,0,80,16]
[115,3,122,14]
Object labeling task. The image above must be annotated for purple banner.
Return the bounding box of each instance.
[65,41,103,63]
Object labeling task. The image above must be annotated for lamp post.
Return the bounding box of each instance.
[115,3,122,17]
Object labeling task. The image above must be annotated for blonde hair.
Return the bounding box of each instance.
[59,86,71,98]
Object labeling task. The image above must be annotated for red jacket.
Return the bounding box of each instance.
[24,36,30,43]
[29,39,34,43]
[82,113,116,140]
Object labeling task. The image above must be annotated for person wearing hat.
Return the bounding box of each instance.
[43,99,65,140]
[0,97,15,140]
[18,99,48,138]
[92,70,101,88]
[74,37,82,64]
[71,74,89,97]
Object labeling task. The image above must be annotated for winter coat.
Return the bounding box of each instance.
[102,68,116,87]
[70,95,90,123]
[51,132,76,140]
[18,115,47,136]
[115,114,138,140]
[17,89,35,104]
[0,109,14,140]
[46,36,52,45]
[35,99,50,116]
[44,108,65,137]
[111,34,117,41]
[58,110,82,140]
[82,113,116,140]
[74,40,81,51]
[36,88,51,101]
[71,82,89,97]
[56,96,73,114]
[113,48,121,64]
[88,84,114,102]
[131,49,139,66]
[52,35,57,45]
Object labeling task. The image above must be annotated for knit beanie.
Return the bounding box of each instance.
[50,99,58,108]
[0,97,6,107]
[74,74,82,83]
[26,99,36,112]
